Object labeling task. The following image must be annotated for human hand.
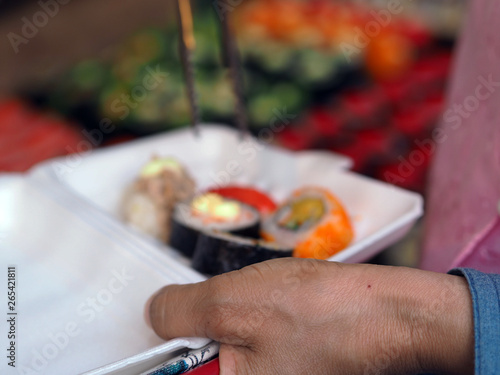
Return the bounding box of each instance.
[145,258,473,375]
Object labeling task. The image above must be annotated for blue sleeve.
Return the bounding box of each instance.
[448,268,500,375]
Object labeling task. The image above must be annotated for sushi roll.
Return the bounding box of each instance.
[261,186,354,260]
[122,157,196,242]
[169,193,260,257]
[192,231,293,275]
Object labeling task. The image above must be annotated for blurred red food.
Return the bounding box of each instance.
[0,99,86,172]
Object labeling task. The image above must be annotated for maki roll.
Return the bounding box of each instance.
[262,186,354,260]
[122,157,196,242]
[192,231,293,275]
[169,193,260,257]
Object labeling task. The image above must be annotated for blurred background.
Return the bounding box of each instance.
[0,0,467,264]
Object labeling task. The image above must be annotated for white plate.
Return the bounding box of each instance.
[31,124,423,263]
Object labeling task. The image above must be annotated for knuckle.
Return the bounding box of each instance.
[202,275,237,334]
[201,273,264,343]
[205,273,234,305]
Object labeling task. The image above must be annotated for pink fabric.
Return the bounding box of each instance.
[455,217,500,273]
[421,1,500,273]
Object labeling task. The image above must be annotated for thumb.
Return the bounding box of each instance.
[145,269,271,346]
[145,282,267,374]
[145,282,209,340]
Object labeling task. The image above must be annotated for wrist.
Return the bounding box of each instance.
[392,269,474,374]
[418,272,474,374]
[361,266,474,374]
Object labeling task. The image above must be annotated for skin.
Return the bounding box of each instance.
[145,258,474,375]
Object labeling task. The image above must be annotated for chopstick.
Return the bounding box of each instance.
[175,0,248,138]
[175,0,200,135]
[220,15,248,138]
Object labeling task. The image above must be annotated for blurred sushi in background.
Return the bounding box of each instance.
[24,0,453,196]
[35,0,430,134]
[122,156,196,242]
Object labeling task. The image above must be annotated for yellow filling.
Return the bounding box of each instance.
[192,193,241,221]
[140,157,181,177]
[279,197,325,230]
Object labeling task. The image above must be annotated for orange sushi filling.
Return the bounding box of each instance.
[292,189,353,259]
